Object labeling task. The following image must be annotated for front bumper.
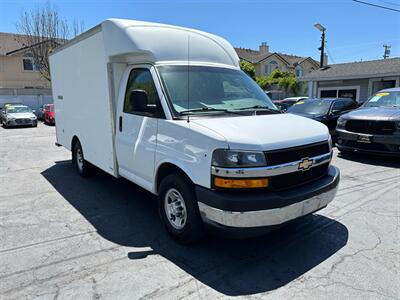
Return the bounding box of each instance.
[196,165,339,228]
[6,119,37,127]
[336,129,400,156]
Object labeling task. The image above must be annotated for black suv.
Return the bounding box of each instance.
[335,88,400,156]
[287,98,358,133]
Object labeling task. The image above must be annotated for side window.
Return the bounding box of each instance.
[123,68,164,117]
[332,101,344,112]
[342,100,354,110]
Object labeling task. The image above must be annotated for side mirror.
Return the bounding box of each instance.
[32,110,36,114]
[129,89,157,114]
[130,90,148,111]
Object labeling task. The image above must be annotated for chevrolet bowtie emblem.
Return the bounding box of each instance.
[298,158,313,171]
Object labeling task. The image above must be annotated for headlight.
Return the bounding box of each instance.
[337,118,347,128]
[212,149,266,167]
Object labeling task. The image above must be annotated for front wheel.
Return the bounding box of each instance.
[158,173,205,244]
[72,140,92,177]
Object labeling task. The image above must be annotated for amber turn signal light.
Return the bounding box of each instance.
[214,177,269,189]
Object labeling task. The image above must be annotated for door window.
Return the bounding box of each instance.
[124,68,164,118]
[331,101,344,112]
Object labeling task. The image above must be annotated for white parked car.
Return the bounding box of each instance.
[50,19,339,243]
[1,105,37,128]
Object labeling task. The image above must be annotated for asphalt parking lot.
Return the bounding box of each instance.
[0,124,399,300]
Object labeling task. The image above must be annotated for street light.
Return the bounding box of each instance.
[314,23,326,32]
[314,23,326,68]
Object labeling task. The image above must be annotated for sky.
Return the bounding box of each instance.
[1,0,399,64]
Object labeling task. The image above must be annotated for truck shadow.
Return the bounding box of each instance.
[41,161,348,296]
[338,152,400,168]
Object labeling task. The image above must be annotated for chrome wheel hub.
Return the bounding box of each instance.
[164,188,187,230]
[76,148,84,171]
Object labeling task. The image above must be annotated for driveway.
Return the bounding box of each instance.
[0,124,399,299]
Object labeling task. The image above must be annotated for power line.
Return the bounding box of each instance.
[330,39,400,50]
[325,43,336,64]
[377,0,400,7]
[352,0,400,12]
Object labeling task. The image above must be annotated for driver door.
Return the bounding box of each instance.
[115,66,165,190]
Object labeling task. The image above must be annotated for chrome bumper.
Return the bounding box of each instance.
[198,166,339,228]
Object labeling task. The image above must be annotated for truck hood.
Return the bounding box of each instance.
[7,112,36,119]
[343,107,400,121]
[191,114,329,151]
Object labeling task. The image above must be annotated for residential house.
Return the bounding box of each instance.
[235,42,321,77]
[300,58,400,103]
[0,32,50,89]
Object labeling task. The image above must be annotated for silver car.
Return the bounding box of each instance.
[1,105,38,128]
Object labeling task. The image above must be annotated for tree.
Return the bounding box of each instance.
[239,60,256,79]
[255,69,299,95]
[17,3,84,81]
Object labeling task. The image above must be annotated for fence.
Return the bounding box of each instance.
[0,88,52,111]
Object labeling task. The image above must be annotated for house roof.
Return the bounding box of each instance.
[301,57,400,81]
[235,47,319,68]
[0,32,29,55]
[0,32,65,56]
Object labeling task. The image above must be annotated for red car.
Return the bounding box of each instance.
[43,104,55,125]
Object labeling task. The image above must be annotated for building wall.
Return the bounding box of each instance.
[299,60,318,76]
[257,56,288,76]
[0,54,50,89]
[317,79,370,102]
[254,57,318,77]
[0,88,52,111]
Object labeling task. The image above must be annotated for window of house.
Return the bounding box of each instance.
[22,52,38,71]
[268,60,279,74]
[295,66,304,77]
[123,68,164,117]
[264,64,269,75]
[320,90,337,98]
[338,89,357,101]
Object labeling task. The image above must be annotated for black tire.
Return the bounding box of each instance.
[72,140,92,177]
[158,173,205,244]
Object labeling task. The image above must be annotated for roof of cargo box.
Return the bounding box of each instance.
[98,19,239,67]
[50,19,240,67]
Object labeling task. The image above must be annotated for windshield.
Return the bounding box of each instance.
[6,106,31,113]
[288,100,332,115]
[157,66,276,115]
[364,91,400,108]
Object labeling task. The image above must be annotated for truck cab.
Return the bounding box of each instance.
[50,19,340,243]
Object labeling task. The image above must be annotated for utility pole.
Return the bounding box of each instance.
[383,45,391,59]
[314,23,326,68]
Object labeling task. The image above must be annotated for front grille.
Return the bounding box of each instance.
[270,163,329,191]
[346,120,395,135]
[264,141,330,166]
[15,119,30,124]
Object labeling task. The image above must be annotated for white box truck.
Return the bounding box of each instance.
[50,19,339,243]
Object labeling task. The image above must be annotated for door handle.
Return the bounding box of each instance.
[119,116,122,132]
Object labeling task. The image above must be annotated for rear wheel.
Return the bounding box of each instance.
[158,173,204,244]
[72,140,92,177]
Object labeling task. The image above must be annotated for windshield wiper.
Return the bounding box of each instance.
[236,105,281,113]
[179,107,243,115]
